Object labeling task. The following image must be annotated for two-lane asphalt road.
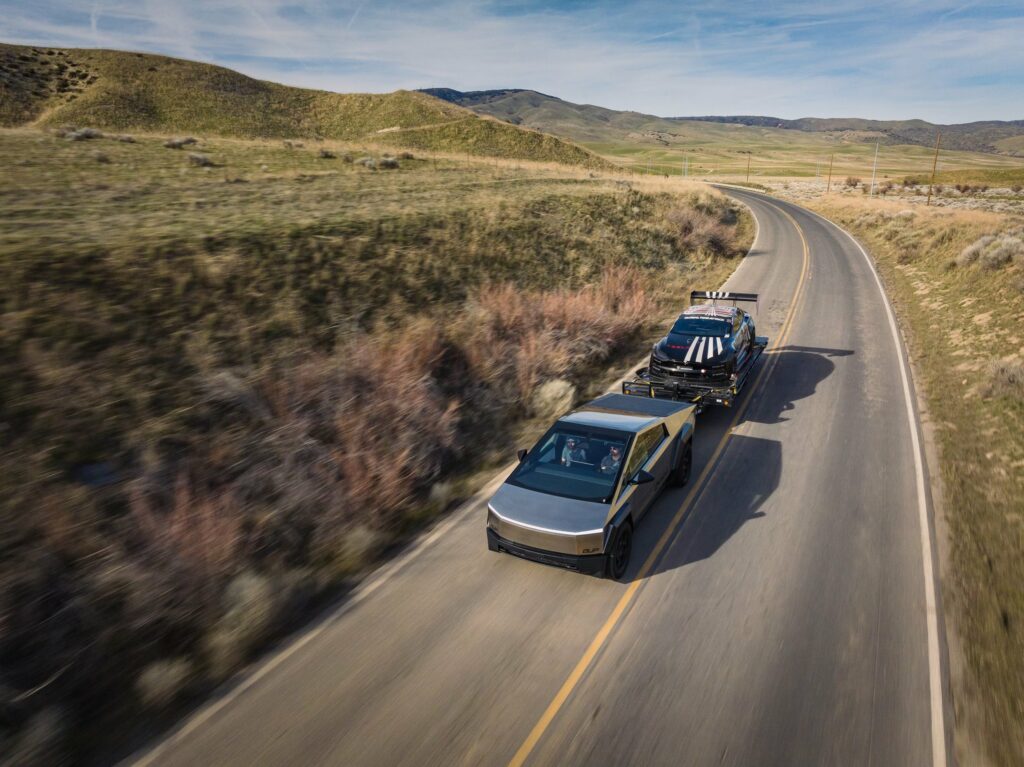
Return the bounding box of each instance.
[131,189,948,767]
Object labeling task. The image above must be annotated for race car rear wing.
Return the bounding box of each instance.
[690,290,759,311]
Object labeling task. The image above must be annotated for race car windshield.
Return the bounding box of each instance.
[508,423,633,503]
[671,317,731,336]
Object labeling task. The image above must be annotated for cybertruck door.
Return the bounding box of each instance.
[623,425,669,521]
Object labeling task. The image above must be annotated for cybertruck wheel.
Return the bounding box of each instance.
[606,521,633,581]
[670,440,692,486]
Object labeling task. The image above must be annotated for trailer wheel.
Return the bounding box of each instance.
[670,440,692,486]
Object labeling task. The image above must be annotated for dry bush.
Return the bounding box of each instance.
[981,236,1023,269]
[845,176,861,188]
[318,148,335,159]
[65,127,102,141]
[979,358,1024,400]
[957,235,996,266]
[957,233,1024,269]
[460,267,652,405]
[1012,184,1023,194]
[665,206,732,255]
[187,153,213,167]
[164,136,197,149]
[130,476,245,585]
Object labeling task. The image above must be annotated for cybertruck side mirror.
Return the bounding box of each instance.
[517,449,528,462]
[631,470,655,485]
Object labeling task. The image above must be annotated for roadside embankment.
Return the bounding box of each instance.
[0,127,751,764]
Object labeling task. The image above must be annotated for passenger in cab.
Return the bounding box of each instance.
[562,437,587,467]
[600,445,622,475]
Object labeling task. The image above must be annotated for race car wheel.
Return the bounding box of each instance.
[670,440,692,486]
[606,522,633,581]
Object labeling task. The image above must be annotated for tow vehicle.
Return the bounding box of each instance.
[486,394,695,580]
[623,291,768,413]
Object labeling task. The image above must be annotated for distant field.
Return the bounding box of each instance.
[583,129,1024,185]
[425,88,1024,184]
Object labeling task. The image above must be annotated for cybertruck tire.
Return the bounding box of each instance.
[606,521,633,581]
[670,440,693,487]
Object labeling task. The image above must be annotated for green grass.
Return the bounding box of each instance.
[805,198,1024,767]
[584,132,1024,185]
[0,42,609,167]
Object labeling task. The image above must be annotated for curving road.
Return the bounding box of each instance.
[130,189,948,767]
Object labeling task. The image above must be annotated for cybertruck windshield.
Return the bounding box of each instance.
[508,423,632,503]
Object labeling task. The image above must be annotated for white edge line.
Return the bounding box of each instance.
[787,199,948,767]
[131,185,766,767]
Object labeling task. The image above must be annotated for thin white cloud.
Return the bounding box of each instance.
[0,0,1020,121]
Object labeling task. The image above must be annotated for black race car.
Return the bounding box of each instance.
[623,291,768,410]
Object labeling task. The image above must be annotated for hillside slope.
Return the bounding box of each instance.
[0,43,608,166]
[424,87,1024,157]
[674,115,1024,155]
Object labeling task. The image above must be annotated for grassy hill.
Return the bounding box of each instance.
[0,43,608,166]
[678,115,1024,155]
[425,88,1024,182]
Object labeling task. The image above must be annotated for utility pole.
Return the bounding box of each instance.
[869,140,879,196]
[926,131,942,206]
[825,153,834,195]
[684,156,688,177]
[745,152,751,183]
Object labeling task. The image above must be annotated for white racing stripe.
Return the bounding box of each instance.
[684,342,697,364]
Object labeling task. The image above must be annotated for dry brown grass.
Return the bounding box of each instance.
[0,124,750,761]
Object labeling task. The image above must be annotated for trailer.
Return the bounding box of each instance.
[622,335,767,413]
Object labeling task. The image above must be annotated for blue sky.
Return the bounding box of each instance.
[2,1,1022,122]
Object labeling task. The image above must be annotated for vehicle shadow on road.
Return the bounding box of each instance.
[628,434,782,581]
[740,345,854,425]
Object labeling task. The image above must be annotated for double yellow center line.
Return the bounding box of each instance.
[507,198,811,767]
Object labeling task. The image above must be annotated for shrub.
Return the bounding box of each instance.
[187,153,213,167]
[980,236,1023,270]
[979,358,1024,400]
[317,148,335,159]
[65,127,103,141]
[665,205,733,255]
[356,156,376,169]
[957,235,996,266]
[845,176,861,188]
[164,137,197,149]
[93,152,110,164]
[1012,184,1023,193]
[379,156,399,169]
[136,658,194,709]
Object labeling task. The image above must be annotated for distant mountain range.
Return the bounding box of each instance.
[421,88,1024,156]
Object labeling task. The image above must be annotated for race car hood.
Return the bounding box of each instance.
[656,334,730,365]
[488,482,609,536]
